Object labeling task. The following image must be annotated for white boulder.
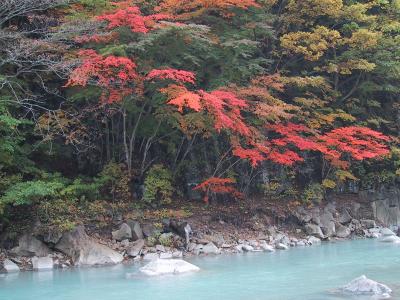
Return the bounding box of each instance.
[32,256,53,270]
[341,275,391,298]
[140,259,200,276]
[1,259,20,273]
[260,242,275,252]
[381,228,396,236]
[275,243,289,250]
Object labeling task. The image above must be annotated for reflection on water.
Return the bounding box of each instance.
[0,239,399,300]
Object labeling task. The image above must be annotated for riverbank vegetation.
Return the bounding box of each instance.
[0,0,399,236]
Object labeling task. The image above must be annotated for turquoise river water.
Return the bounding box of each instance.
[1,239,400,300]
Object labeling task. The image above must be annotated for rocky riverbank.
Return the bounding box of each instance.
[1,200,399,273]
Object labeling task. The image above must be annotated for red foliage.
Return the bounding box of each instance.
[193,177,243,203]
[319,126,390,163]
[65,50,138,103]
[146,68,196,84]
[96,5,170,33]
[168,91,202,112]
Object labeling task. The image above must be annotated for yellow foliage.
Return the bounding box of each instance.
[345,29,381,50]
[280,26,341,61]
[335,170,358,182]
[321,59,376,75]
[285,0,343,25]
[322,179,336,189]
[340,2,376,23]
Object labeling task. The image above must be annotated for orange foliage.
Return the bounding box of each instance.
[193,177,243,203]
[146,68,196,84]
[97,4,170,33]
[156,0,259,19]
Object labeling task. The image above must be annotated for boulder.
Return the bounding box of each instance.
[11,234,51,257]
[294,207,312,224]
[274,233,290,245]
[112,223,132,241]
[172,251,183,258]
[338,208,352,224]
[140,259,200,276]
[260,242,275,252]
[241,244,254,252]
[156,245,166,252]
[143,253,159,261]
[304,224,324,239]
[126,239,144,257]
[32,256,53,271]
[380,235,400,243]
[142,224,157,238]
[1,259,20,273]
[159,253,173,259]
[360,219,376,229]
[275,243,288,250]
[341,275,391,297]
[39,230,63,245]
[335,223,351,238]
[203,234,225,247]
[55,226,123,266]
[307,236,321,245]
[126,220,143,241]
[320,211,336,237]
[195,242,221,255]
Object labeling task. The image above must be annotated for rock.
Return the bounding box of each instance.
[320,211,336,237]
[126,220,143,241]
[241,244,254,252]
[32,256,53,270]
[142,224,157,238]
[304,224,324,239]
[172,251,183,258]
[221,243,232,248]
[159,253,173,259]
[275,243,288,250]
[380,228,396,236]
[188,242,197,252]
[120,239,130,248]
[143,253,159,261]
[126,239,144,257]
[260,242,275,252]
[140,259,200,276]
[11,234,51,257]
[39,230,63,245]
[380,235,400,243]
[159,233,174,247]
[338,208,352,224]
[156,245,166,252]
[1,259,20,273]
[167,220,192,246]
[341,275,392,297]
[360,219,376,229]
[55,226,123,266]
[112,223,132,241]
[294,207,312,224]
[274,233,290,245]
[335,223,351,238]
[307,236,321,245]
[296,240,306,247]
[203,234,225,247]
[195,242,221,255]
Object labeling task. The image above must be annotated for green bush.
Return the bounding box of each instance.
[143,164,174,207]
[302,183,325,204]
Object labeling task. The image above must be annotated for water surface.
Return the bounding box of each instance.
[1,239,399,300]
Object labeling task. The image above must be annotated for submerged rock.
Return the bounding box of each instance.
[341,275,391,298]
[380,235,400,243]
[140,259,200,276]
[1,259,20,273]
[55,226,123,266]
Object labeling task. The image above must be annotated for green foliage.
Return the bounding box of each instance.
[302,183,325,204]
[143,164,174,207]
